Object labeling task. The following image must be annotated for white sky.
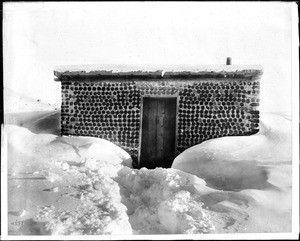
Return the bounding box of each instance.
[3,2,295,112]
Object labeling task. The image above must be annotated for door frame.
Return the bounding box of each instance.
[138,94,179,168]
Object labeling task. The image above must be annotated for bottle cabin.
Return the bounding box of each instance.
[54,61,263,168]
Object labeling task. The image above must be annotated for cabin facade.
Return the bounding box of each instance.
[54,64,263,168]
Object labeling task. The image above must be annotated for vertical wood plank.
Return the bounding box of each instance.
[157,99,165,164]
[163,98,177,167]
[148,98,158,167]
[140,98,149,166]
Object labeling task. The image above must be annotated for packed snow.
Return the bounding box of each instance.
[3,108,293,235]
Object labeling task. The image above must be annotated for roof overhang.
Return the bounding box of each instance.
[54,64,263,81]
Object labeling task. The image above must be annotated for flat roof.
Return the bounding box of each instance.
[54,64,263,80]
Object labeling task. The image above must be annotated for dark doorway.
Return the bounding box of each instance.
[140,97,177,168]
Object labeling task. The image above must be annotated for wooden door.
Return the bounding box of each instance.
[140,97,177,168]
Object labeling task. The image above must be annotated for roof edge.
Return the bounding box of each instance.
[54,64,263,80]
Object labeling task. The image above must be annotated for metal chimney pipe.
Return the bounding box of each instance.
[226,57,232,65]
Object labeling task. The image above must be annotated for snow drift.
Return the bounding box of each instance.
[5,125,133,235]
[5,110,61,135]
[5,125,217,235]
[171,112,292,233]
[4,88,61,135]
[4,111,293,235]
[172,112,292,191]
[4,88,58,113]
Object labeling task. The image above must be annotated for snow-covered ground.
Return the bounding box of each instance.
[4,88,59,113]
[172,112,292,233]
[2,104,294,236]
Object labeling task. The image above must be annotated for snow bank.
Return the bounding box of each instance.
[115,167,214,234]
[5,110,61,135]
[170,112,292,233]
[172,113,292,191]
[6,122,256,235]
[5,125,132,169]
[4,111,293,235]
[4,88,61,135]
[6,125,217,235]
[4,88,58,113]
[5,125,133,235]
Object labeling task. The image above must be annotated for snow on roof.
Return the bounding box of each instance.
[54,64,263,80]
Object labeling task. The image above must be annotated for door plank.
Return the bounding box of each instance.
[148,98,158,166]
[140,98,149,165]
[163,98,177,167]
[157,99,165,163]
